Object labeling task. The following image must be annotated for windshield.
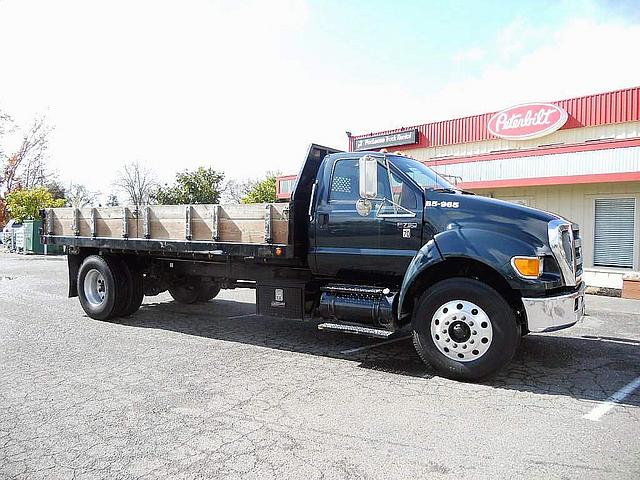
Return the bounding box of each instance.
[387,155,456,190]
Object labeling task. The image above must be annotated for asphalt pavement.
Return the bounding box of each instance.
[1,252,639,479]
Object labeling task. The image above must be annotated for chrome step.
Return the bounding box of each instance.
[317,322,394,339]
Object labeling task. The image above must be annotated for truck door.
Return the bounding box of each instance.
[374,165,424,274]
[312,157,423,277]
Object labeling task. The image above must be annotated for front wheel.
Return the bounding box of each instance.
[412,278,520,381]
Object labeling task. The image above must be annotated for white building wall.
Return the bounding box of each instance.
[430,146,640,183]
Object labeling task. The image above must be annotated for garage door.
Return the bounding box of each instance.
[594,197,636,268]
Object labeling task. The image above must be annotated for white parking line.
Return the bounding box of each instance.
[227,313,258,320]
[341,335,411,355]
[583,376,640,422]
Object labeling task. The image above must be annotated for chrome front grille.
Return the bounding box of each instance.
[548,219,579,287]
[573,227,583,281]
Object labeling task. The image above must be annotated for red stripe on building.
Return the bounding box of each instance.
[350,86,640,151]
[460,172,640,189]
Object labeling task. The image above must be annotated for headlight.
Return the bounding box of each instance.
[511,256,543,279]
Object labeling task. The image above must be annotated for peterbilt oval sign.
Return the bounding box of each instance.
[487,102,568,140]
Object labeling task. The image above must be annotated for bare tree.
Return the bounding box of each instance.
[2,116,53,193]
[114,161,156,207]
[221,178,257,204]
[66,183,98,208]
[0,112,12,161]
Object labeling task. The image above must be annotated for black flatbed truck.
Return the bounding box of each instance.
[43,144,586,381]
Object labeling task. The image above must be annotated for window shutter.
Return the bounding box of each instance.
[594,197,636,268]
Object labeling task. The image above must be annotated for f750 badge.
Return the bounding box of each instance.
[426,200,459,208]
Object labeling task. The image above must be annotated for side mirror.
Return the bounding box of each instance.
[359,155,378,199]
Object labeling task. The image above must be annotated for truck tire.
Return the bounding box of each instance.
[119,262,144,316]
[77,255,129,320]
[106,257,134,318]
[168,281,200,304]
[412,278,520,381]
[196,283,221,302]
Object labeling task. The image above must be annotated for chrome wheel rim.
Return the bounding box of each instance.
[430,300,493,362]
[84,269,107,307]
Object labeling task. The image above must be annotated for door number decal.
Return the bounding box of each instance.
[402,228,411,238]
[425,200,459,208]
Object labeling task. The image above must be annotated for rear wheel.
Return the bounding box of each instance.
[412,278,520,381]
[77,255,127,320]
[196,283,221,302]
[106,257,133,318]
[120,262,144,316]
[169,280,200,304]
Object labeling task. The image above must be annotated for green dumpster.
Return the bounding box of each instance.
[23,219,63,254]
[23,219,45,254]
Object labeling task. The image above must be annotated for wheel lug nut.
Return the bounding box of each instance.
[461,316,466,321]
[452,316,457,321]
[445,321,449,325]
[452,343,457,348]
[470,339,474,344]
[472,330,477,335]
[468,321,474,326]
[445,338,450,342]
[442,329,447,333]
[462,345,467,349]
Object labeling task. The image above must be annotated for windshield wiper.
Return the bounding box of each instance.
[426,186,475,195]
[427,187,458,194]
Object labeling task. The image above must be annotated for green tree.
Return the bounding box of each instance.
[242,174,277,204]
[6,187,65,222]
[46,180,66,200]
[153,167,224,205]
[106,194,120,206]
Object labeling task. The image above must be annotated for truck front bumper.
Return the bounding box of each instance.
[522,282,586,333]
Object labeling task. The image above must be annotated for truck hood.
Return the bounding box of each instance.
[424,190,562,251]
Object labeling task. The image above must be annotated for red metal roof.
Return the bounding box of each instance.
[349,86,640,151]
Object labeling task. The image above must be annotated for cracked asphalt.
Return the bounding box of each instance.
[1,253,639,479]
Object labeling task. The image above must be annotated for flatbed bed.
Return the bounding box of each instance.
[43,203,293,259]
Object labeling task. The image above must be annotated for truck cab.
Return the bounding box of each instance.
[297,148,585,379]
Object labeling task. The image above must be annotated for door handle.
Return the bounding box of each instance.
[318,213,329,226]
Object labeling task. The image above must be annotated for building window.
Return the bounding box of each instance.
[593,197,636,268]
[279,179,295,194]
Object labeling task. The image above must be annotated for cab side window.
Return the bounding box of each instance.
[390,170,418,210]
[328,158,418,211]
[329,160,359,202]
[378,168,418,213]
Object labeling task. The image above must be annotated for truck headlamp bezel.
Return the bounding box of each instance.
[511,256,543,279]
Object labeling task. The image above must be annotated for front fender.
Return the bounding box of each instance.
[398,227,549,322]
[398,239,443,321]
[434,227,542,287]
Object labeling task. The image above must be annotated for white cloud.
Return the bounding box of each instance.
[398,17,640,124]
[453,46,486,65]
[0,1,638,198]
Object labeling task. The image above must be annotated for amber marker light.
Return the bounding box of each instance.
[511,256,542,279]
[275,247,283,256]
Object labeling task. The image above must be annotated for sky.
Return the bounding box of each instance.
[0,0,639,199]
